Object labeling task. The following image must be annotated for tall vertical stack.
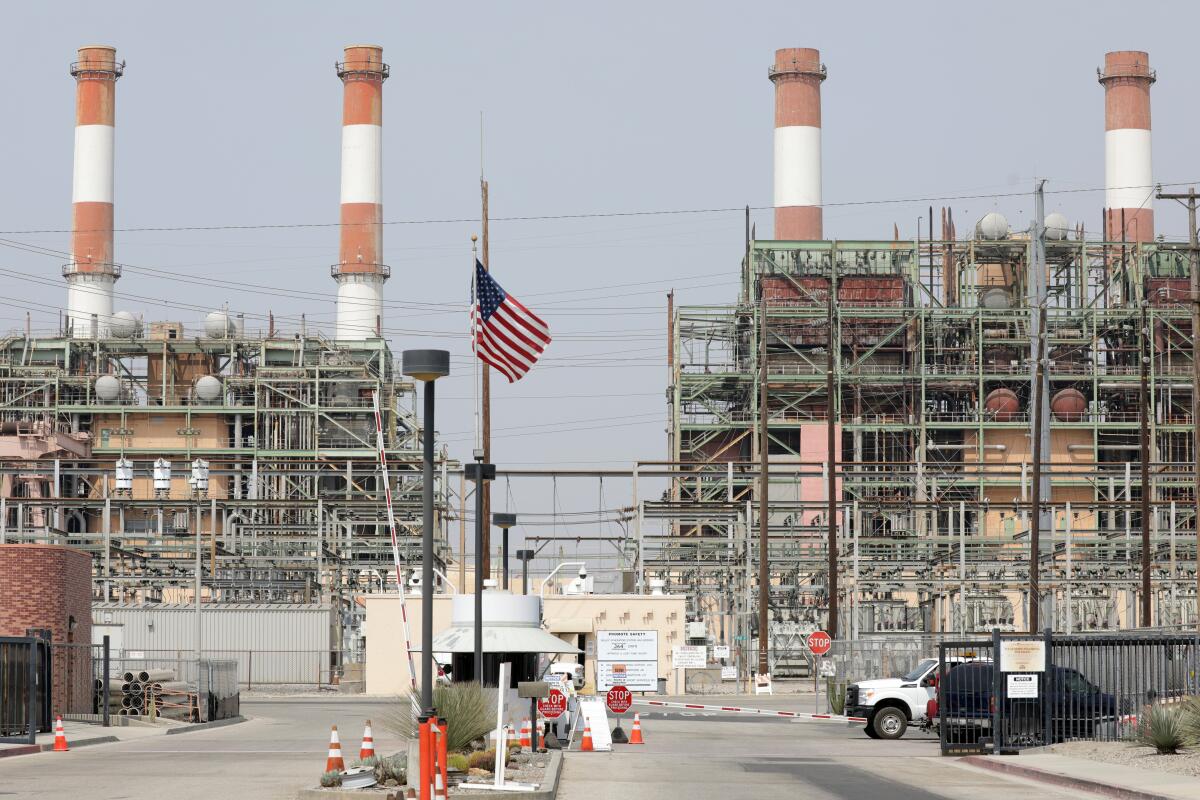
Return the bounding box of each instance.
[769,48,826,241]
[66,45,123,338]
[334,45,389,340]
[1099,50,1155,243]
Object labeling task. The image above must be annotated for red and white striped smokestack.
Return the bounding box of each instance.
[1099,51,1155,243]
[769,48,826,241]
[67,45,123,338]
[334,45,389,340]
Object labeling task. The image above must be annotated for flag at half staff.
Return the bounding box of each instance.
[471,260,551,382]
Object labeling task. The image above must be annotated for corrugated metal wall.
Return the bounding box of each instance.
[92,604,333,686]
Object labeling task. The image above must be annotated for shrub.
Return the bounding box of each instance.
[1131,703,1187,755]
[826,679,847,716]
[447,753,470,772]
[468,748,505,771]
[384,683,498,753]
[351,755,379,769]
[375,754,407,784]
[319,770,342,788]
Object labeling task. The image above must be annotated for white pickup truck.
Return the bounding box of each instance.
[845,656,970,740]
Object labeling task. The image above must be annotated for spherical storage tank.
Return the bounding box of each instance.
[94,375,121,402]
[979,287,1011,310]
[984,388,1021,421]
[204,310,236,338]
[1044,212,1070,241]
[109,311,138,339]
[976,212,1010,241]
[1051,388,1087,421]
[193,375,223,402]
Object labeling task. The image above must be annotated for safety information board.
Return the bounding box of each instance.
[999,640,1046,673]
[672,645,707,669]
[597,630,658,691]
[1007,674,1038,699]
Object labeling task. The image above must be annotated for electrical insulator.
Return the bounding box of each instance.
[153,458,171,496]
[115,457,134,494]
[190,458,210,495]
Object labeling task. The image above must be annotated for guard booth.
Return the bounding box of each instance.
[0,636,51,744]
[432,590,578,688]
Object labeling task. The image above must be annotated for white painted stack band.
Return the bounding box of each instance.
[1099,50,1154,243]
[334,44,389,341]
[67,45,123,338]
[770,47,826,241]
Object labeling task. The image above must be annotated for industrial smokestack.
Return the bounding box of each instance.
[334,45,389,341]
[1099,51,1155,243]
[67,45,123,338]
[769,48,825,241]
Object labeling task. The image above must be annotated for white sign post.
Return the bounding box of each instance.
[462,662,538,793]
[597,630,659,691]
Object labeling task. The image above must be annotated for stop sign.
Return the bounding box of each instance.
[606,685,632,715]
[807,630,832,656]
[538,688,568,719]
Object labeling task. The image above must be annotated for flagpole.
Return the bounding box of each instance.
[480,176,492,584]
[471,235,481,455]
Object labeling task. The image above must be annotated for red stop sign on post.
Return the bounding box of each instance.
[538,688,567,719]
[606,685,632,715]
[807,630,832,656]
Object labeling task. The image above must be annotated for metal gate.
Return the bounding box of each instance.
[939,630,1200,755]
[0,636,51,744]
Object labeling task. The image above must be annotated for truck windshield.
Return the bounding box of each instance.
[900,658,937,681]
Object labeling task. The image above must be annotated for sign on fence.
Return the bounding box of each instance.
[1007,674,1038,699]
[672,645,706,669]
[999,640,1045,672]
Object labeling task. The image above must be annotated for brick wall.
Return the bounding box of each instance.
[0,545,93,714]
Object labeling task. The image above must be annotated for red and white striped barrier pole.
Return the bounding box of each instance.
[634,699,867,724]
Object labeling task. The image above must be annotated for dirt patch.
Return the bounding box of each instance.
[1051,740,1200,778]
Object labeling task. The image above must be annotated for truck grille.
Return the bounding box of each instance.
[846,686,859,707]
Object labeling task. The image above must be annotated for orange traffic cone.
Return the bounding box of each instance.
[434,769,448,800]
[325,725,345,772]
[581,724,594,752]
[629,713,644,744]
[52,716,69,752]
[359,719,376,760]
[519,718,531,750]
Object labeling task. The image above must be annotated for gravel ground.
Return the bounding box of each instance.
[1051,740,1200,777]
[454,752,551,793]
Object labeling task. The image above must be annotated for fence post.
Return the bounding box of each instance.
[102,635,111,727]
[991,627,1002,752]
[248,650,252,692]
[1042,628,1052,747]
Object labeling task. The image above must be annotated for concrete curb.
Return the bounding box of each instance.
[0,735,121,759]
[165,715,247,735]
[960,755,1174,800]
[295,750,564,800]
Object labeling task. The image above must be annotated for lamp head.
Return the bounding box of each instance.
[493,512,517,529]
[402,349,450,382]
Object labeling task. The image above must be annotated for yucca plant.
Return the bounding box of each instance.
[1131,703,1187,754]
[384,682,498,753]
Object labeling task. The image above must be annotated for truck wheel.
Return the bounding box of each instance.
[872,707,907,740]
[863,720,881,739]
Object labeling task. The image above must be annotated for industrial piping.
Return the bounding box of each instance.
[769,48,825,241]
[1099,50,1155,243]
[334,45,389,340]
[66,45,123,338]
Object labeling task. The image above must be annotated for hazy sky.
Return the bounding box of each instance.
[3,2,1196,582]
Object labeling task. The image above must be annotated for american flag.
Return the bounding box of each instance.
[471,259,551,382]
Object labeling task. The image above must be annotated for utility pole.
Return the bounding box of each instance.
[757,291,770,678]
[1140,297,1152,626]
[826,279,839,638]
[1155,187,1199,623]
[1029,180,1049,632]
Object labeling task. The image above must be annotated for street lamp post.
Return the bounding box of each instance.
[493,513,517,590]
[515,549,535,595]
[402,349,449,715]
[465,460,495,683]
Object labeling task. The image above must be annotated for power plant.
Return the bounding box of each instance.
[0,43,1195,686]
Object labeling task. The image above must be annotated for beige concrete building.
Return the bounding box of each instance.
[361,591,687,695]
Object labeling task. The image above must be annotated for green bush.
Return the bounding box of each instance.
[467,748,506,771]
[319,770,342,788]
[384,683,498,753]
[1131,703,1187,754]
[826,679,847,716]
[447,753,470,772]
[375,754,407,784]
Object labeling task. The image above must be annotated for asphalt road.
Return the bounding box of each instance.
[559,701,1098,800]
[0,697,407,800]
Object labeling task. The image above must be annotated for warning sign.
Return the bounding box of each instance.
[538,688,568,719]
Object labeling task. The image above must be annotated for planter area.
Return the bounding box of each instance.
[298,750,562,800]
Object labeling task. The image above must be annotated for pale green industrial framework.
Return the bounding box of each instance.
[651,235,1197,672]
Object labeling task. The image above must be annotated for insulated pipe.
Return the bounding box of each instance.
[67,45,123,338]
[334,45,389,340]
[769,48,825,240]
[1099,51,1155,243]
